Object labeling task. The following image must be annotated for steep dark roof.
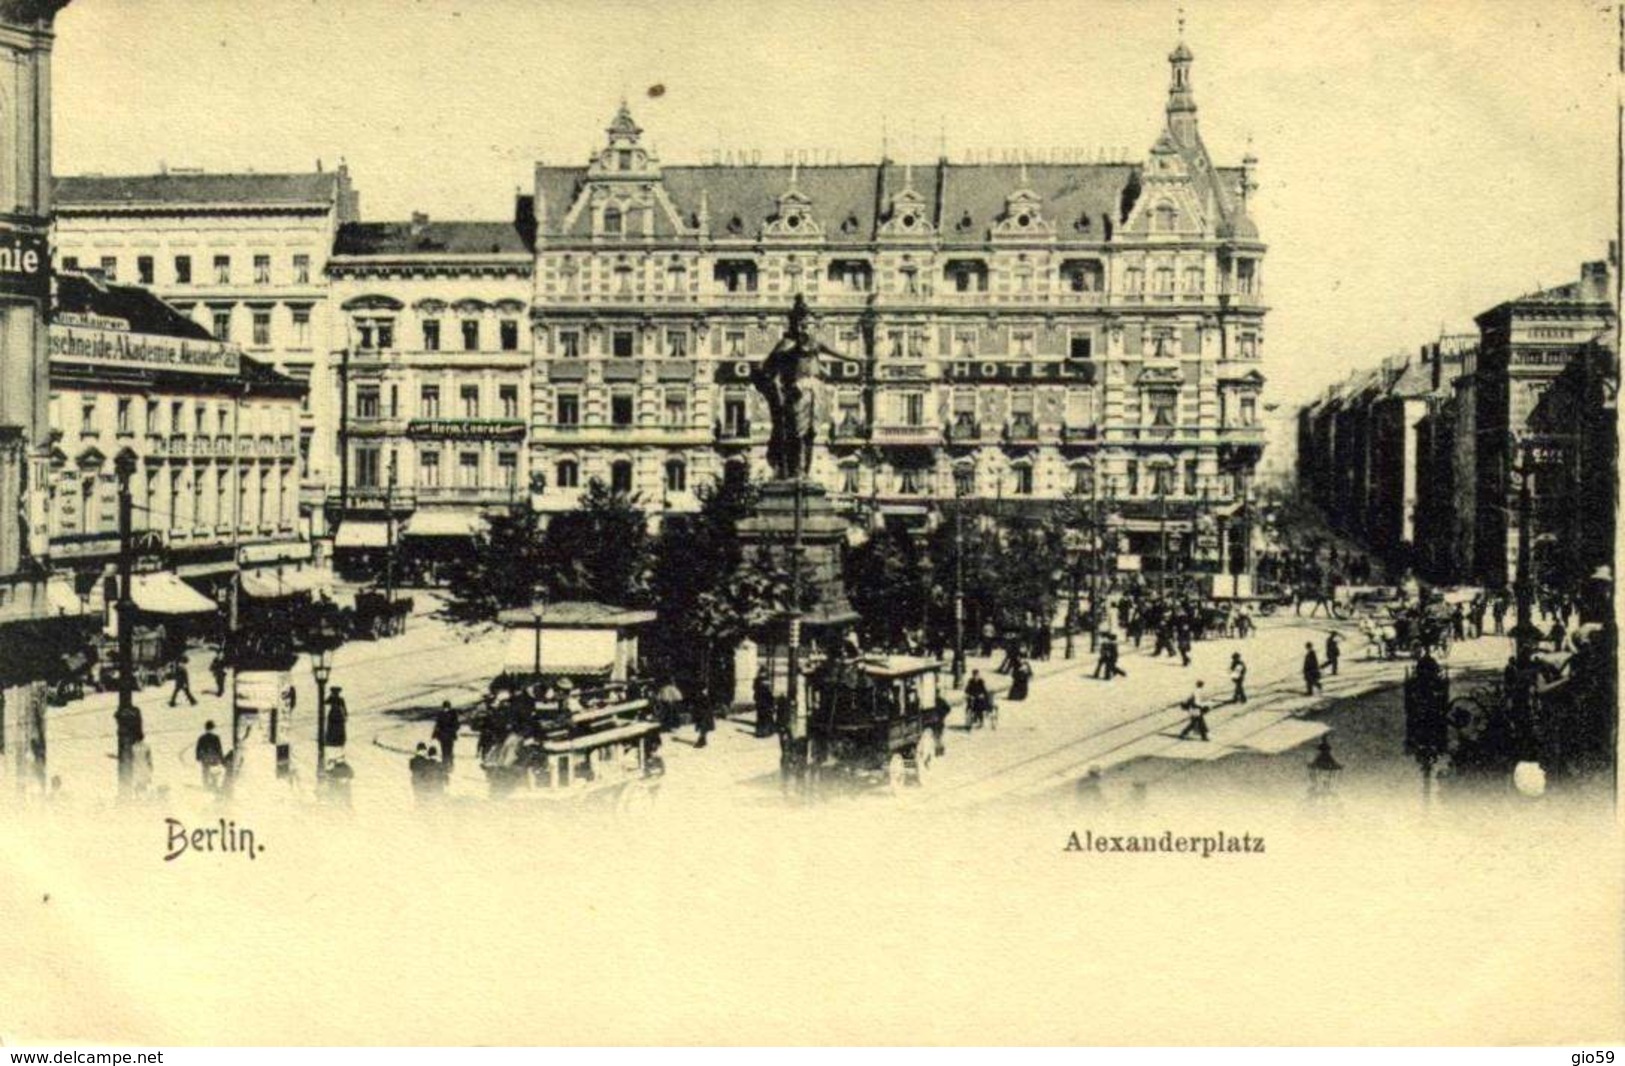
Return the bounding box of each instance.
[54,271,212,339]
[534,161,1155,242]
[333,220,530,256]
[55,171,339,207]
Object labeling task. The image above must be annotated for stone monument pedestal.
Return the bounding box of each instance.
[736,478,859,631]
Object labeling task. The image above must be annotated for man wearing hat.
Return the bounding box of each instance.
[325,686,348,751]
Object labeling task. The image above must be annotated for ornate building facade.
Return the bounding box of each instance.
[324,214,532,579]
[527,39,1267,577]
[52,165,359,535]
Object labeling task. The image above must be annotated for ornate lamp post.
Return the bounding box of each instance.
[311,646,334,780]
[951,467,970,688]
[531,603,545,678]
[112,449,142,796]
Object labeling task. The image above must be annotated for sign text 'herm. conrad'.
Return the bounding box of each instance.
[49,324,241,376]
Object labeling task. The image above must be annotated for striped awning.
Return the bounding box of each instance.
[130,572,216,615]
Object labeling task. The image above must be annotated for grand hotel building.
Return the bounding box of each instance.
[525,39,1267,575]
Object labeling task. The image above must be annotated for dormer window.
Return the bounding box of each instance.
[617,149,632,171]
[714,259,758,294]
[603,207,623,236]
[1154,202,1179,233]
[841,214,860,235]
[726,215,744,235]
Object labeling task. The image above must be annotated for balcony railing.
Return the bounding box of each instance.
[945,419,983,444]
[1004,418,1040,443]
[873,424,940,446]
[829,419,870,444]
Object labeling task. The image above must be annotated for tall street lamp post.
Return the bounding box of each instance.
[311,646,333,781]
[951,471,968,688]
[113,450,141,796]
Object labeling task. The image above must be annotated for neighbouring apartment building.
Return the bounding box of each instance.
[52,164,358,536]
[0,0,70,791]
[324,213,532,580]
[527,36,1268,580]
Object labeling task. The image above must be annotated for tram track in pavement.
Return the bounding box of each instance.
[911,630,1500,810]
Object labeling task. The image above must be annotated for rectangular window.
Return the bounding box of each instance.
[212,309,231,342]
[420,385,440,418]
[459,384,480,418]
[499,385,519,419]
[61,255,78,272]
[194,405,207,437]
[1240,396,1257,426]
[356,447,380,488]
[612,331,635,358]
[1069,334,1093,360]
[557,393,580,426]
[724,331,747,358]
[498,452,518,490]
[664,461,686,494]
[293,254,311,284]
[841,465,861,494]
[356,386,380,419]
[79,397,97,436]
[254,254,271,284]
[99,256,117,281]
[116,397,131,435]
[1184,461,1198,496]
[419,450,440,487]
[1013,466,1034,496]
[461,320,480,351]
[555,460,579,489]
[954,329,979,358]
[218,405,231,435]
[903,393,924,427]
[376,321,395,350]
[422,319,441,351]
[137,256,154,285]
[458,452,480,489]
[1011,330,1035,357]
[1124,267,1143,294]
[213,255,230,284]
[292,307,311,347]
[500,320,520,351]
[146,399,160,435]
[611,393,634,426]
[559,330,581,359]
[1149,393,1176,428]
[723,397,748,435]
[174,255,191,284]
[665,330,687,358]
[663,389,687,426]
[252,310,271,347]
[610,462,634,494]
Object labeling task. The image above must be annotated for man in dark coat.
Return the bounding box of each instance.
[195,721,224,788]
[325,687,348,749]
[964,670,990,729]
[1325,632,1341,677]
[753,668,775,738]
[432,701,460,770]
[1303,643,1323,696]
[169,659,197,707]
[210,654,228,696]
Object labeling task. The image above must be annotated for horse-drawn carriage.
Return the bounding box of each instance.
[806,655,948,788]
[1359,604,1452,661]
[346,589,413,640]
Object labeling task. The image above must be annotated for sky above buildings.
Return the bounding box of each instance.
[51,0,1618,407]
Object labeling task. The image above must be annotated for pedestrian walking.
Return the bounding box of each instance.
[965,670,990,729]
[1177,681,1210,742]
[1007,656,1031,701]
[1450,604,1466,642]
[980,621,996,659]
[210,654,228,696]
[1092,631,1125,680]
[409,743,439,802]
[1176,625,1192,668]
[169,658,197,707]
[325,686,348,750]
[1229,653,1248,704]
[753,667,775,738]
[694,696,715,750]
[1492,595,1508,635]
[1302,643,1323,695]
[194,720,225,789]
[432,701,460,770]
[1325,632,1341,676]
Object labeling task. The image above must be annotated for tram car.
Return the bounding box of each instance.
[806,655,947,786]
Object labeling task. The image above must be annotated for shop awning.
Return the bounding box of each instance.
[240,568,331,599]
[404,510,484,538]
[335,521,391,549]
[130,572,217,615]
[46,581,85,616]
[502,629,617,676]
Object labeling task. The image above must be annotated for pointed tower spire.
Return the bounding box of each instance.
[1166,10,1199,145]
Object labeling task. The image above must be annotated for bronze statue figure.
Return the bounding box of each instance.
[750,295,863,480]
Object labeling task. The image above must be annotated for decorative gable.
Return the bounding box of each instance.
[879,169,933,239]
[764,171,823,239]
[992,179,1055,240]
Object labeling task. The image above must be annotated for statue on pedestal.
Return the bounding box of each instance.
[750,295,863,480]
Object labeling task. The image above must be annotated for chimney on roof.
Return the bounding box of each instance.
[1580,260,1611,304]
[316,158,324,173]
[410,211,429,238]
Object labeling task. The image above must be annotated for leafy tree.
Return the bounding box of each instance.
[440,480,653,628]
[539,479,653,607]
[439,504,550,627]
[843,523,924,649]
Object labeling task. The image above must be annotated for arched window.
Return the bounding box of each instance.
[602,206,623,236]
[664,459,687,494]
[555,459,579,489]
[610,460,634,495]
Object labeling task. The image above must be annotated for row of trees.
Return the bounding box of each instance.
[440,478,1096,704]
